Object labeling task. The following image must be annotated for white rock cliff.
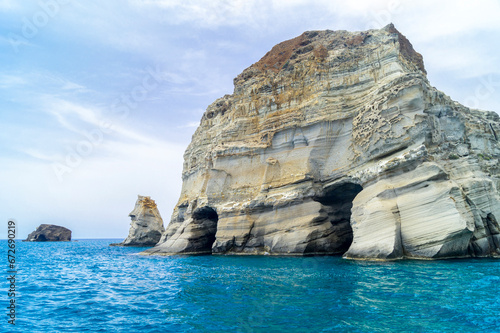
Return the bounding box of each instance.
[143,24,500,259]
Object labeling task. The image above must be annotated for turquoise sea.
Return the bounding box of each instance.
[2,239,500,332]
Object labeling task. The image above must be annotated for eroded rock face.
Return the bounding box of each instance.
[113,196,164,247]
[143,24,500,259]
[25,224,71,242]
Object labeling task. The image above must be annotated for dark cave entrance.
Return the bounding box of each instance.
[36,234,47,242]
[191,206,219,253]
[314,182,363,254]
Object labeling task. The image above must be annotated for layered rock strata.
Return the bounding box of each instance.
[25,224,72,242]
[112,195,164,247]
[143,24,500,259]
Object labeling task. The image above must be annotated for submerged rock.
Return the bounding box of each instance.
[25,224,71,242]
[142,24,500,259]
[112,195,164,247]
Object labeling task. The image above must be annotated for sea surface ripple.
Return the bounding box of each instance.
[2,239,500,332]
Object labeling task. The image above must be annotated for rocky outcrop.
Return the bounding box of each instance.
[25,224,71,242]
[142,24,500,259]
[112,195,164,247]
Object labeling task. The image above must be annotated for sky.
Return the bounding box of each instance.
[1,0,500,239]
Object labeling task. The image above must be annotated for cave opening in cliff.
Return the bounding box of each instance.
[315,182,363,255]
[191,206,219,253]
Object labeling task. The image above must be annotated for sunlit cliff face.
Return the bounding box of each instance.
[142,25,500,260]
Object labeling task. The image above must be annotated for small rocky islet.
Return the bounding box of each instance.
[25,224,72,242]
[140,24,500,260]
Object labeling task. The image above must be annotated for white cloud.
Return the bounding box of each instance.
[61,81,87,91]
[0,73,27,88]
[40,96,175,150]
[0,71,90,98]
[178,121,200,129]
[46,98,102,126]
[0,138,185,239]
[131,0,500,39]
[399,1,500,42]
[132,0,263,27]
[21,148,63,162]
[47,108,85,134]
[0,90,186,239]
[423,45,499,78]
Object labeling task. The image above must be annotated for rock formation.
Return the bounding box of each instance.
[143,24,500,260]
[25,224,71,242]
[112,195,164,247]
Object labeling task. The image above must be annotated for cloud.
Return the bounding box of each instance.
[129,0,500,42]
[423,45,500,79]
[0,137,185,239]
[0,90,186,239]
[0,71,90,101]
[399,1,500,42]
[40,96,172,149]
[0,73,27,88]
[47,108,85,135]
[177,121,200,129]
[20,148,63,162]
[131,0,266,27]
[44,97,103,127]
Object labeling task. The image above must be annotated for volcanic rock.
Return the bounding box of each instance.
[112,195,164,247]
[142,24,500,259]
[25,224,71,242]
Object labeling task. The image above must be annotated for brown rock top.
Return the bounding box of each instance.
[142,25,500,260]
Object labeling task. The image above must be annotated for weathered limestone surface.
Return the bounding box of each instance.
[143,24,500,259]
[112,196,164,247]
[25,224,72,242]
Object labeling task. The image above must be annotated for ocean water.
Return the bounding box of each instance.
[2,239,500,333]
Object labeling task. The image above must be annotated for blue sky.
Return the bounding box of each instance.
[1,0,500,239]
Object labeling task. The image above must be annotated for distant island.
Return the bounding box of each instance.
[25,224,72,242]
